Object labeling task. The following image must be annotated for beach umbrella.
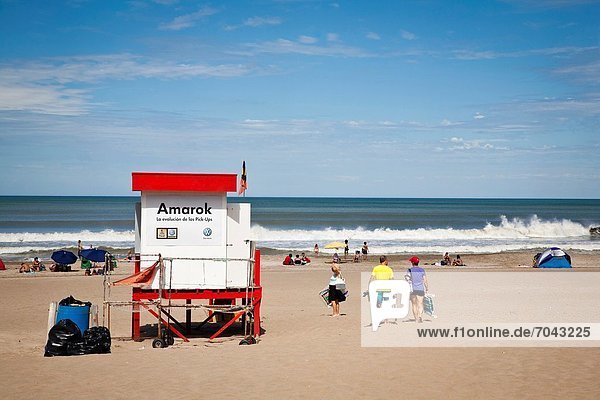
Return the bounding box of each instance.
[324,241,346,250]
[80,248,108,263]
[51,250,78,265]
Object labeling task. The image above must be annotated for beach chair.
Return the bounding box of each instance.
[424,293,437,318]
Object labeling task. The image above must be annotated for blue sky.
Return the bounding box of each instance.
[0,0,598,197]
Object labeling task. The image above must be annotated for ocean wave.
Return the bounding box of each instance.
[249,215,591,242]
[263,242,600,254]
[1,216,598,255]
[0,229,135,244]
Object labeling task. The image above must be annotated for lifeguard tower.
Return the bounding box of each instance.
[107,172,261,347]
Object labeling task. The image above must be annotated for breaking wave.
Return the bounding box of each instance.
[0,216,598,255]
[250,215,599,253]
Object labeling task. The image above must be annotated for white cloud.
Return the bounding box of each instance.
[327,33,339,42]
[241,39,370,57]
[552,59,600,85]
[447,137,509,151]
[159,6,218,31]
[366,32,380,40]
[441,119,462,126]
[0,54,253,115]
[244,16,282,28]
[452,46,596,60]
[298,35,318,44]
[0,84,89,116]
[474,112,486,119]
[400,30,417,40]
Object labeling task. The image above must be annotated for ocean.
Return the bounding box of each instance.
[1,196,599,258]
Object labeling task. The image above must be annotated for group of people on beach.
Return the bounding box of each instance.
[282,252,311,266]
[283,241,369,266]
[19,257,46,273]
[326,254,429,322]
[440,252,464,266]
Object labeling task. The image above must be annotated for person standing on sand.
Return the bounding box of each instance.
[369,255,393,307]
[314,244,319,257]
[362,242,369,261]
[328,265,346,317]
[77,240,83,259]
[407,256,428,323]
[344,239,349,259]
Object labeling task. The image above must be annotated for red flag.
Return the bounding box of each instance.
[238,161,247,195]
[113,260,159,288]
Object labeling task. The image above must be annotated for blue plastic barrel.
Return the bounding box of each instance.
[56,304,90,333]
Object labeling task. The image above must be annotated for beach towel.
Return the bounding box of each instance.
[424,293,437,318]
[318,287,331,307]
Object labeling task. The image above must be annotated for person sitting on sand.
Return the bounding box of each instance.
[301,252,311,265]
[294,255,302,265]
[32,257,45,271]
[353,250,361,263]
[452,254,464,266]
[332,253,341,264]
[283,253,294,266]
[19,263,33,273]
[328,265,346,317]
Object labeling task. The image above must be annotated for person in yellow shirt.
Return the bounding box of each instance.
[369,255,393,307]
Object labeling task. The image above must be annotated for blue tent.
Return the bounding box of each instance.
[535,247,572,268]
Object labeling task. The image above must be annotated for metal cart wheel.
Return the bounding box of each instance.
[152,338,167,348]
[166,333,175,346]
[239,336,256,345]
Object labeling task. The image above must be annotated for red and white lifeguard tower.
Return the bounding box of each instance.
[120,172,261,345]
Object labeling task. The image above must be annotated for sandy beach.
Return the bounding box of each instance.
[0,250,599,399]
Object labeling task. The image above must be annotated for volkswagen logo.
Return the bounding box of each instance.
[203,228,212,237]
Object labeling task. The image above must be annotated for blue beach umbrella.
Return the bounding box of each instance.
[80,248,108,263]
[51,250,78,265]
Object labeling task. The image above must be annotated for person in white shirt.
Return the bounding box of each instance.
[328,265,346,317]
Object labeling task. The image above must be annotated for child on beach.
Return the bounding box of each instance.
[314,244,319,257]
[328,265,346,317]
